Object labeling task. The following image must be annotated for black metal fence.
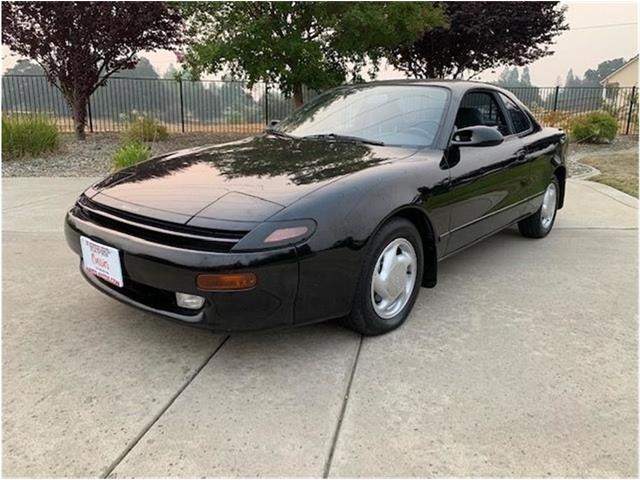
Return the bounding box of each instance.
[504,85,638,135]
[1,75,638,135]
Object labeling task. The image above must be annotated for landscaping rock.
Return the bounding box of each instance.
[2,132,252,177]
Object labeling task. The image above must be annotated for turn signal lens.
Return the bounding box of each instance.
[197,272,257,291]
[264,226,309,243]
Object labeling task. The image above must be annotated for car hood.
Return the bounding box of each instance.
[86,135,417,227]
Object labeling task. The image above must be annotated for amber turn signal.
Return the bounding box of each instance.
[197,272,257,291]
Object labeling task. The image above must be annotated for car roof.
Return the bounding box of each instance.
[345,78,508,95]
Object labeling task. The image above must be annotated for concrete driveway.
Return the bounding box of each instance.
[2,177,637,477]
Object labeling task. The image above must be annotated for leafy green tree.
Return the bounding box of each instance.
[181,2,446,107]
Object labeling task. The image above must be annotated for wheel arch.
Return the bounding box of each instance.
[374,206,438,288]
[554,165,567,209]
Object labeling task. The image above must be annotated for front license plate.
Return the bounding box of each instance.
[80,236,123,287]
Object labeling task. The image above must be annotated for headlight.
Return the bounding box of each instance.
[232,219,316,252]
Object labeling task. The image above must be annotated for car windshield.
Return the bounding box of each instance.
[274,85,449,148]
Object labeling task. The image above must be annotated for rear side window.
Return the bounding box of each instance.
[499,93,532,134]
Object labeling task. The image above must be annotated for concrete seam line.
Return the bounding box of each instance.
[578,181,638,209]
[323,335,364,479]
[555,226,638,230]
[99,334,231,479]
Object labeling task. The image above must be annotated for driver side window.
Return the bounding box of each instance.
[456,92,510,136]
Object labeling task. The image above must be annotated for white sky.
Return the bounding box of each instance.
[2,1,638,86]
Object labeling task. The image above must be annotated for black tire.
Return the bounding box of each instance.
[518,176,560,239]
[342,218,424,336]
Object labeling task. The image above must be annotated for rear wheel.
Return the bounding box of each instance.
[342,218,423,336]
[518,177,559,238]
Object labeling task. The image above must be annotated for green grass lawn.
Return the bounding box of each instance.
[581,151,639,198]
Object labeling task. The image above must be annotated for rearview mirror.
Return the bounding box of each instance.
[451,125,504,147]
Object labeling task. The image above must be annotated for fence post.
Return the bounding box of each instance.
[553,86,559,111]
[625,86,636,135]
[264,83,269,125]
[178,77,185,133]
[87,96,94,133]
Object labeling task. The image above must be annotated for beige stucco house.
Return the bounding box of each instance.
[600,55,638,87]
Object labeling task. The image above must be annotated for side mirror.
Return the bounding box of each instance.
[451,125,504,147]
[268,119,280,128]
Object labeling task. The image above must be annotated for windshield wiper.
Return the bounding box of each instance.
[304,133,385,146]
[265,128,296,140]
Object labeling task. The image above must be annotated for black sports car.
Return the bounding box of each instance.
[65,80,567,335]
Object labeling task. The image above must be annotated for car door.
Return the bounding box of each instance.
[443,89,531,255]
[497,91,566,213]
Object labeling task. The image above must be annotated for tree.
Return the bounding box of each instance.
[90,57,168,123]
[5,59,45,76]
[2,2,183,139]
[583,58,625,86]
[2,60,65,115]
[391,2,567,79]
[494,66,540,108]
[496,67,521,87]
[521,66,532,86]
[559,58,627,111]
[181,2,446,107]
[113,57,160,80]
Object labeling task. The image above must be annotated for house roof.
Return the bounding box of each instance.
[600,55,639,85]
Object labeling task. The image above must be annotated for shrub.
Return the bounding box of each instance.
[570,111,618,143]
[123,115,168,142]
[538,110,575,131]
[2,114,60,158]
[112,141,150,170]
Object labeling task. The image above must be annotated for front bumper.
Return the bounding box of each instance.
[65,211,299,331]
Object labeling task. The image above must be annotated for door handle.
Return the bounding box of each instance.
[515,150,527,163]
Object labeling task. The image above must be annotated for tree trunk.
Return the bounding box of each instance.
[66,93,88,140]
[293,83,304,109]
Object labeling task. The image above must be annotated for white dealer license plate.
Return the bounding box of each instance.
[80,236,124,287]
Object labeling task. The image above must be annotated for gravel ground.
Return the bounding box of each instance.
[567,135,638,178]
[2,132,637,178]
[2,132,253,177]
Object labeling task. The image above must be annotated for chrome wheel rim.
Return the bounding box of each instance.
[370,238,417,320]
[541,182,558,230]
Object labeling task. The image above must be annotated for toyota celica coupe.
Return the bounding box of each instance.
[65,80,567,335]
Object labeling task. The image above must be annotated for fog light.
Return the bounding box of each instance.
[175,292,205,309]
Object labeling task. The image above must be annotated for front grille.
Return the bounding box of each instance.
[75,195,248,252]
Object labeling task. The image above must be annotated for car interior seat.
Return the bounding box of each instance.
[455,107,484,128]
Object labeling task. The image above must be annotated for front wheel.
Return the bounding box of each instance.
[518,177,559,238]
[342,218,423,336]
